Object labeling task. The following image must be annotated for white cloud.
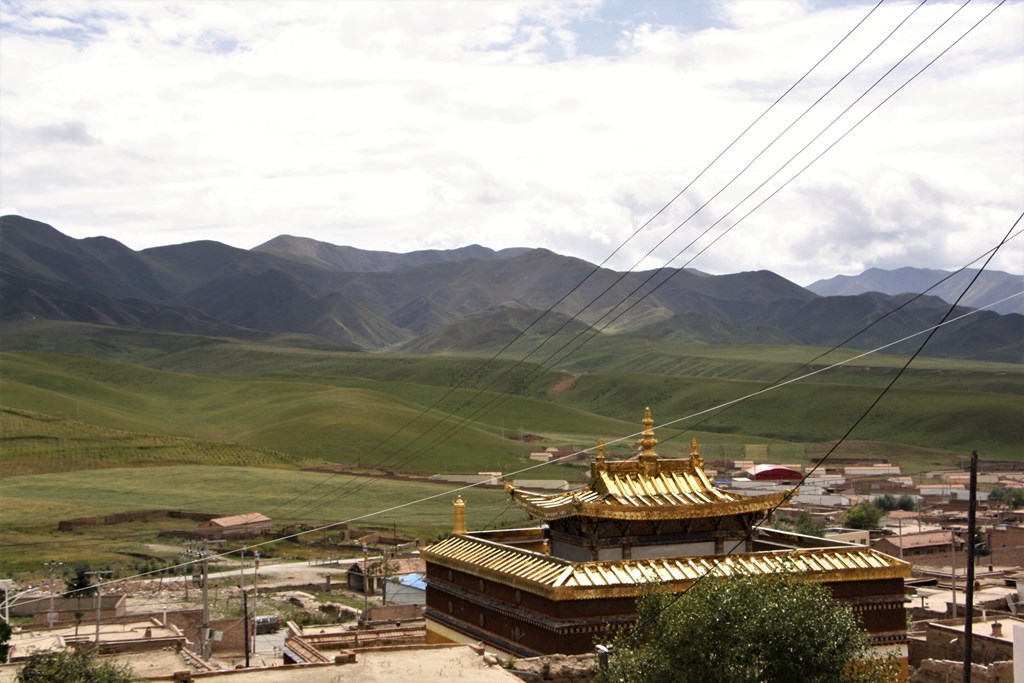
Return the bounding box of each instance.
[0,0,1021,286]
[715,0,811,29]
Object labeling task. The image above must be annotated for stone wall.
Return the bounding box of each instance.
[912,620,1014,666]
[911,659,1013,683]
[208,616,249,654]
[149,609,249,655]
[58,509,216,531]
[366,603,422,624]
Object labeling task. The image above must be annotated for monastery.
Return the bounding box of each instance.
[422,408,911,666]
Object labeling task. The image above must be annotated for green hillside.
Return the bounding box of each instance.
[2,319,1020,467]
[2,318,1021,574]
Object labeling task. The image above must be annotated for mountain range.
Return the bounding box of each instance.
[1,215,1020,362]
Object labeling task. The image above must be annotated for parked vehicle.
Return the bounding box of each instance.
[253,615,279,634]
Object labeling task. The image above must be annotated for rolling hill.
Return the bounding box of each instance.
[1,215,1020,362]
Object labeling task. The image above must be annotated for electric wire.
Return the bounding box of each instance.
[279,0,998,522]
[34,0,1015,593]
[61,281,1021,602]
[264,0,889,517]
[624,210,1021,636]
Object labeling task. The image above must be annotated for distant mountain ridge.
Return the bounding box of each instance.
[1,215,1020,362]
[808,266,1023,316]
[254,234,531,273]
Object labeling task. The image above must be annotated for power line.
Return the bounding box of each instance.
[626,209,1021,636]
[63,282,1020,604]
[280,0,1000,521]
[265,0,889,518]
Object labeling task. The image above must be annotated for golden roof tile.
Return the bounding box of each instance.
[423,534,910,601]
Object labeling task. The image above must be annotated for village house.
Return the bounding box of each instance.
[872,530,958,562]
[744,463,802,481]
[347,557,425,596]
[196,512,271,539]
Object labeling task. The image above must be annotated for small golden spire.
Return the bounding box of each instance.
[689,436,704,470]
[453,495,467,535]
[591,439,607,478]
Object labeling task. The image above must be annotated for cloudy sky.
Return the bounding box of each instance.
[1,0,1021,285]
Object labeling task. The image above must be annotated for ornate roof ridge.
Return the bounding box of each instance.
[504,407,795,520]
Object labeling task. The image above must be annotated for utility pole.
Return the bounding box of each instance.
[42,561,63,626]
[252,551,259,656]
[85,570,112,650]
[362,546,369,618]
[897,517,904,560]
[241,588,250,668]
[963,450,979,683]
[382,549,389,606]
[951,530,958,619]
[199,557,209,663]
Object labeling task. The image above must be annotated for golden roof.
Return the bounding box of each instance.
[423,534,910,601]
[505,408,790,520]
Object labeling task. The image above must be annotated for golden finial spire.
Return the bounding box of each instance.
[591,439,607,478]
[453,495,466,535]
[637,407,658,458]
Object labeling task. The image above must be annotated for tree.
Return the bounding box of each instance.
[16,649,135,682]
[64,563,96,598]
[842,501,883,530]
[896,494,917,512]
[989,486,1024,509]
[597,572,900,683]
[874,494,897,512]
[795,511,826,537]
[0,618,11,662]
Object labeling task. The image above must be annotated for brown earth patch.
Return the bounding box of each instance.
[551,374,578,393]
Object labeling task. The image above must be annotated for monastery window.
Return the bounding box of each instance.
[447,600,454,614]
[514,589,522,605]
[479,613,486,627]
[447,569,454,582]
[514,626,522,641]
[479,579,486,593]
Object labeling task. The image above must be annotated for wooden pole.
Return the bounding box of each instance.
[963,450,979,683]
[242,589,250,668]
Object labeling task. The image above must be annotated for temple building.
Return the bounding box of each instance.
[422,408,911,667]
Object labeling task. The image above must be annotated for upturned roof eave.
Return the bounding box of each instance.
[508,490,790,521]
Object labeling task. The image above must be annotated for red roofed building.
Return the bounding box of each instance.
[197,512,271,539]
[745,464,802,481]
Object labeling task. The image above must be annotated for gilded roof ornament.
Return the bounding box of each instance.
[689,436,704,470]
[453,495,467,535]
[637,407,658,457]
[637,407,660,476]
[591,439,608,478]
[505,407,796,522]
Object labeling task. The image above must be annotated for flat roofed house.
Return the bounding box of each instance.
[423,408,911,668]
[872,530,959,560]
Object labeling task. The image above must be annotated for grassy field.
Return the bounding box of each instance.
[2,318,1021,576]
[0,465,530,574]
